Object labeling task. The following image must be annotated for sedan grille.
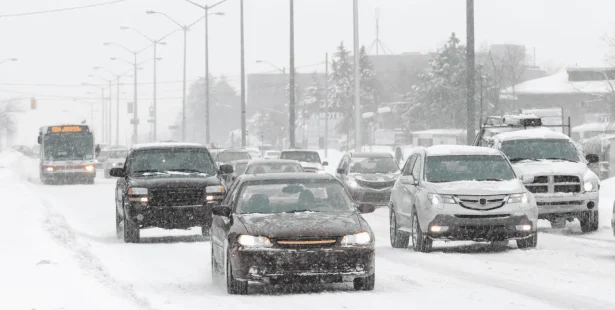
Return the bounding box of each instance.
[149,188,204,207]
[273,237,339,249]
[356,179,395,190]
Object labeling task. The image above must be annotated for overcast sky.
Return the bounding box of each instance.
[2,0,615,142]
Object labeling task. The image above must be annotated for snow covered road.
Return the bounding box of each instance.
[4,152,615,309]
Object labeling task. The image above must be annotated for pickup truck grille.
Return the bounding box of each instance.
[149,188,204,207]
[525,175,581,194]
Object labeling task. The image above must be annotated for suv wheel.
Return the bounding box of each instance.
[516,232,538,249]
[389,208,409,248]
[549,219,566,229]
[580,210,599,233]
[226,249,248,295]
[123,208,140,243]
[411,209,432,253]
[115,200,122,240]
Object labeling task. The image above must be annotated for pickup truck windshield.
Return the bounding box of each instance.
[425,155,516,183]
[128,149,215,175]
[500,139,580,163]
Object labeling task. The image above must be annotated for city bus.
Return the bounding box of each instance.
[37,124,97,184]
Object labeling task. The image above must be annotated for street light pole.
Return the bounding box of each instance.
[466,0,476,144]
[133,52,139,144]
[116,76,120,145]
[289,0,296,149]
[182,27,188,142]
[240,0,246,147]
[352,0,361,152]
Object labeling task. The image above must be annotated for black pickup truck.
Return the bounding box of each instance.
[110,143,234,243]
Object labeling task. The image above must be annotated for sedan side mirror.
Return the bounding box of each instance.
[212,205,231,217]
[219,164,234,174]
[109,168,125,178]
[586,154,599,164]
[336,168,346,174]
[357,203,375,214]
[322,161,329,166]
[401,175,418,186]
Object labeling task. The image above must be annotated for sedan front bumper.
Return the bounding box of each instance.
[230,247,375,284]
[427,214,535,242]
[348,187,392,205]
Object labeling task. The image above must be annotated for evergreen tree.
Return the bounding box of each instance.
[328,41,354,136]
[359,45,380,113]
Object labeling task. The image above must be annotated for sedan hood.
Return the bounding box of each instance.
[129,174,221,189]
[238,212,363,238]
[426,179,524,196]
[350,173,399,182]
[512,161,589,178]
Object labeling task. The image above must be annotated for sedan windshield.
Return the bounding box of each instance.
[280,151,321,163]
[128,149,215,175]
[244,162,303,174]
[500,139,580,162]
[349,157,400,174]
[425,155,516,183]
[236,180,353,214]
[217,151,250,162]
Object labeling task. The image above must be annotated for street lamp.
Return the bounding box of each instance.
[120,26,177,142]
[0,58,18,65]
[185,0,228,145]
[146,10,205,142]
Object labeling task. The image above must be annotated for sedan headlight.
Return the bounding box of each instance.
[583,180,599,192]
[237,235,272,247]
[507,193,529,204]
[347,178,360,188]
[128,187,148,195]
[341,232,372,246]
[428,193,455,206]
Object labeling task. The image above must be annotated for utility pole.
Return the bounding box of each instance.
[289,0,296,149]
[205,6,211,144]
[324,52,329,157]
[101,88,105,143]
[353,0,361,152]
[466,0,476,145]
[133,52,139,144]
[240,0,247,147]
[108,80,113,144]
[182,27,188,142]
[116,77,120,145]
[152,42,158,142]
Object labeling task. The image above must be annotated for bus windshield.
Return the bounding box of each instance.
[43,133,94,161]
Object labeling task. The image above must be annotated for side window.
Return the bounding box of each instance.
[402,154,417,176]
[222,181,239,206]
[337,156,347,170]
[412,155,422,179]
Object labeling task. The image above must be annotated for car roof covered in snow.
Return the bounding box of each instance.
[425,145,502,156]
[131,142,206,150]
[238,172,337,182]
[349,151,393,158]
[281,149,319,153]
[246,159,302,165]
[493,127,570,142]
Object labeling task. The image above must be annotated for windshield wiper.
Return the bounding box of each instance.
[166,169,208,174]
[475,178,504,181]
[285,209,319,213]
[508,158,539,163]
[133,170,165,174]
[542,158,578,163]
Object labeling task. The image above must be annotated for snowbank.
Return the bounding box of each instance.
[598,177,615,229]
[0,151,142,310]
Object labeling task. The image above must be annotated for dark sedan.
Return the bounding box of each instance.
[210,173,376,295]
[336,152,401,205]
[110,143,233,243]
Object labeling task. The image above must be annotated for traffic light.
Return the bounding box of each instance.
[30,97,37,110]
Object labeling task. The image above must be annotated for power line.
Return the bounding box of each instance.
[0,0,126,18]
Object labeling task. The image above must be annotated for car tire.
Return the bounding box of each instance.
[516,232,538,249]
[226,249,248,295]
[115,201,122,240]
[353,274,375,291]
[202,226,211,237]
[580,210,599,233]
[549,219,566,229]
[211,244,222,284]
[411,208,432,253]
[123,207,140,243]
[389,208,409,248]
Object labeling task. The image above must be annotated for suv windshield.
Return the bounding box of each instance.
[236,180,353,214]
[500,139,580,162]
[349,157,400,174]
[280,151,321,163]
[217,151,250,163]
[425,155,516,183]
[128,148,215,175]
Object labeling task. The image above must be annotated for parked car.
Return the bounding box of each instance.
[110,143,234,243]
[263,150,281,159]
[243,159,304,174]
[389,145,538,252]
[103,147,129,178]
[279,149,328,172]
[336,152,400,206]
[210,173,376,294]
[488,128,600,232]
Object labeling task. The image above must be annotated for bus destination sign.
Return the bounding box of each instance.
[49,125,88,133]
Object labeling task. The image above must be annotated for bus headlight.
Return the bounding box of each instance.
[44,166,55,172]
[84,165,95,172]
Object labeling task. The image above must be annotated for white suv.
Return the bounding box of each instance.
[488,128,600,232]
[389,145,538,252]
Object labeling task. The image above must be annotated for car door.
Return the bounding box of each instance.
[336,155,349,183]
[393,154,418,230]
[408,154,424,221]
[212,180,239,262]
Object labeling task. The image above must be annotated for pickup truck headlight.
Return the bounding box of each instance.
[428,193,455,205]
[128,187,148,195]
[237,235,272,247]
[341,232,372,245]
[583,180,599,192]
[508,193,529,204]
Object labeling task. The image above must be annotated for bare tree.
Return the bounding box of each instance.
[488,45,528,112]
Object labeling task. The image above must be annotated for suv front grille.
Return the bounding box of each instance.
[149,188,204,207]
[456,195,507,211]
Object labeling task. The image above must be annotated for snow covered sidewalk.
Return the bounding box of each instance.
[0,151,145,310]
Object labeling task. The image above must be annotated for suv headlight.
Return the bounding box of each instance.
[507,193,529,204]
[237,235,272,247]
[341,232,372,246]
[347,178,360,188]
[583,180,599,192]
[428,193,455,205]
[128,187,148,195]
